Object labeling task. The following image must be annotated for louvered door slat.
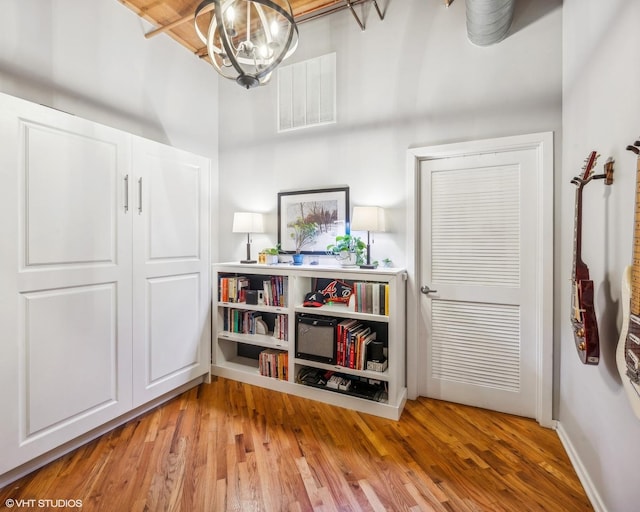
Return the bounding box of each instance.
[431,165,520,287]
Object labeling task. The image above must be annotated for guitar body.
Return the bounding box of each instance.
[572,278,600,364]
[618,143,640,418]
[617,266,640,419]
[570,151,601,365]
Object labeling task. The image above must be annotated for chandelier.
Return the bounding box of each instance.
[194,0,299,89]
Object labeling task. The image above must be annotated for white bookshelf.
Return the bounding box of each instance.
[212,263,407,420]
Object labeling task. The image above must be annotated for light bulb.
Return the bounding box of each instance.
[226,6,235,22]
[270,20,279,37]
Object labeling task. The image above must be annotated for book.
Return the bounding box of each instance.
[359,331,377,370]
[372,283,380,315]
[337,318,358,366]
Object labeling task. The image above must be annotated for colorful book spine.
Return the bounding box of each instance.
[353,281,388,314]
[259,349,288,380]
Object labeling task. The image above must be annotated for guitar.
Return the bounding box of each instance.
[618,141,640,418]
[570,151,600,364]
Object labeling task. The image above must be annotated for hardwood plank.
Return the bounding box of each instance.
[0,377,593,511]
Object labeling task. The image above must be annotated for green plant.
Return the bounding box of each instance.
[289,219,319,253]
[263,247,279,256]
[326,234,366,265]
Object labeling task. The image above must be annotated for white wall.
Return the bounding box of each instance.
[561,1,640,510]
[0,0,220,259]
[217,0,563,264]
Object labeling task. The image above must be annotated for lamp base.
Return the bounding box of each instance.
[359,264,377,269]
[240,259,257,264]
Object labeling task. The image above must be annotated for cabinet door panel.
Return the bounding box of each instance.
[22,284,117,436]
[147,274,201,382]
[147,158,200,260]
[132,138,210,407]
[23,124,116,266]
[0,93,133,475]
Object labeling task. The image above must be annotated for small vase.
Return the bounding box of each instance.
[292,253,304,265]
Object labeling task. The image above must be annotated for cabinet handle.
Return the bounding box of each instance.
[138,177,143,214]
[124,175,129,213]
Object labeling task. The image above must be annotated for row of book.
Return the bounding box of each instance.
[336,319,379,370]
[259,349,288,380]
[218,275,288,307]
[219,276,388,315]
[223,309,288,341]
[261,275,287,307]
[352,281,390,315]
[219,276,249,303]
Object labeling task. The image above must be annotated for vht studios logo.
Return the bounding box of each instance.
[5,498,83,508]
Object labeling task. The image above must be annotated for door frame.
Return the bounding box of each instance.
[405,132,555,427]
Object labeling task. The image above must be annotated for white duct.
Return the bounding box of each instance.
[465,0,515,46]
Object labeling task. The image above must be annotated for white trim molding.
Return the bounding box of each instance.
[556,422,606,511]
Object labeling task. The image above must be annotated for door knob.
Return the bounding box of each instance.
[421,285,438,295]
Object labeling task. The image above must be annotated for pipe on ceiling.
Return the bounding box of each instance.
[465,0,515,46]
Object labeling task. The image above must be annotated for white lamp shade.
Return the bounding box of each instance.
[351,206,386,232]
[232,212,265,233]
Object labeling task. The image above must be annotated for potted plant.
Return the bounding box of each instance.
[289,219,319,265]
[327,234,366,267]
[263,247,279,265]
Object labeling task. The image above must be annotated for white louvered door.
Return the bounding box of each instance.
[419,149,539,418]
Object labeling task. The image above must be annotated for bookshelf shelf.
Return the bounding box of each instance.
[212,263,407,420]
[292,304,389,322]
[219,302,288,314]
[293,357,391,382]
[219,331,289,350]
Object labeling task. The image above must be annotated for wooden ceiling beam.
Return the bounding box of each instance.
[122,0,387,64]
[142,0,357,39]
[145,1,212,38]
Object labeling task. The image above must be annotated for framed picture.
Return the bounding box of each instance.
[278,187,350,254]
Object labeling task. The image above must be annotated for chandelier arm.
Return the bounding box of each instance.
[254,21,297,79]
[226,0,299,83]
[246,0,298,79]
[212,0,247,78]
[194,0,216,44]
[254,3,273,48]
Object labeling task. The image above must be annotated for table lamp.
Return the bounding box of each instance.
[232,212,264,264]
[351,206,386,269]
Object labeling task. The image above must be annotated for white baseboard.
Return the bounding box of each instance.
[556,421,607,512]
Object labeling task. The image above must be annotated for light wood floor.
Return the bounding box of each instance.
[0,377,592,511]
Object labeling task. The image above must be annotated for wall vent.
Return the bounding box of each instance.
[277,53,336,132]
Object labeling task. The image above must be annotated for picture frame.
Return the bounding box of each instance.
[278,186,350,254]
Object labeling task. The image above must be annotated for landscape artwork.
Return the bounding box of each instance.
[278,187,350,254]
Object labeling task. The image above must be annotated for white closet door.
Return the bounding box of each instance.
[419,148,540,418]
[0,94,133,473]
[131,137,210,407]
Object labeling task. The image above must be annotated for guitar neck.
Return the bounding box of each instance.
[632,158,640,316]
[572,185,587,280]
